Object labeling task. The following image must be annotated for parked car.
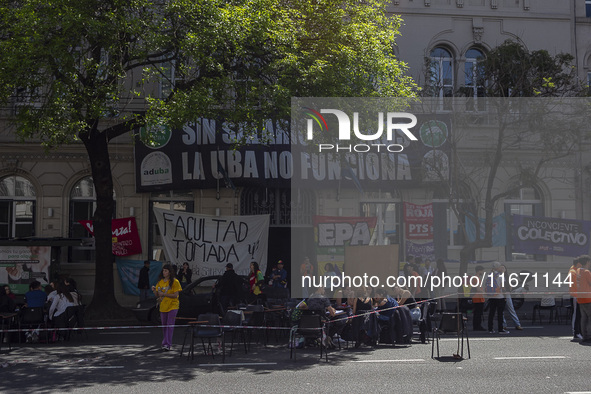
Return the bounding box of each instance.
[131,275,249,324]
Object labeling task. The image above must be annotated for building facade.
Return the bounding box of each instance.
[1,0,590,306]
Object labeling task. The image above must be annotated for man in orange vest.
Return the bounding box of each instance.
[576,255,591,344]
[569,256,582,341]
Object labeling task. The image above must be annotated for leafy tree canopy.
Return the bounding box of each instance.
[0,0,416,145]
[478,40,579,97]
[0,0,416,318]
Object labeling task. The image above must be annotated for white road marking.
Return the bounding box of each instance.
[441,338,499,341]
[494,356,567,360]
[197,362,278,367]
[48,366,125,370]
[352,359,425,363]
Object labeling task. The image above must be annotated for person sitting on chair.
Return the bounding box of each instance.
[392,285,421,322]
[373,288,399,321]
[24,280,47,308]
[349,287,379,348]
[49,282,80,340]
[299,286,342,348]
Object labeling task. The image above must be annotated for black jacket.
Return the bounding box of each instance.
[138,266,150,289]
[217,270,242,297]
[178,268,192,284]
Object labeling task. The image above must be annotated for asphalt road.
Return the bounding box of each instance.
[1,317,590,394]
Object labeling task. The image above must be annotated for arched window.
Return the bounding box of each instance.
[464,48,486,110]
[429,47,454,107]
[0,175,36,238]
[149,190,194,261]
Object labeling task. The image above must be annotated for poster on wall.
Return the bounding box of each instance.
[153,207,269,277]
[79,217,143,257]
[404,240,435,262]
[403,202,435,261]
[0,246,51,294]
[116,259,163,296]
[134,112,452,192]
[403,202,433,240]
[512,214,591,257]
[313,215,378,277]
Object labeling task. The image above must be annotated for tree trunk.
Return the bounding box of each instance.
[459,244,476,275]
[82,127,133,320]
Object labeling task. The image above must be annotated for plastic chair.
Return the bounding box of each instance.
[432,312,470,359]
[189,313,224,362]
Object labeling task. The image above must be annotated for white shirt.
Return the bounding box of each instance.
[49,292,79,319]
[46,290,58,304]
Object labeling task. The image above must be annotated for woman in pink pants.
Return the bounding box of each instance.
[153,264,182,351]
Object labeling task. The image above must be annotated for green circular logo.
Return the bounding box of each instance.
[420,120,448,148]
[140,124,172,149]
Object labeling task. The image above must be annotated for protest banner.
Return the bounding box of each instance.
[153,208,269,276]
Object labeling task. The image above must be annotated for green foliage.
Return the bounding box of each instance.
[0,0,416,146]
[478,40,579,97]
[0,0,416,312]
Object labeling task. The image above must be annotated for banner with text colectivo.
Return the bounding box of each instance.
[153,208,269,277]
[511,214,591,257]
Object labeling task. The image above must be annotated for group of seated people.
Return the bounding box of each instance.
[1,277,82,343]
[294,285,423,349]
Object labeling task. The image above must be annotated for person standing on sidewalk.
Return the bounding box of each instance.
[138,260,151,301]
[486,262,509,334]
[500,264,523,331]
[178,262,192,289]
[569,256,583,341]
[153,264,181,351]
[576,255,591,344]
[471,265,486,331]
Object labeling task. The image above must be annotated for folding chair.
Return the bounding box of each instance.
[222,310,247,356]
[0,312,18,351]
[432,312,470,359]
[290,314,327,362]
[415,301,434,344]
[189,313,224,362]
[64,305,88,341]
[245,304,267,349]
[19,307,49,344]
[532,297,559,325]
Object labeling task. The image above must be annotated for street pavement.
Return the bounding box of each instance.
[1,311,590,394]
